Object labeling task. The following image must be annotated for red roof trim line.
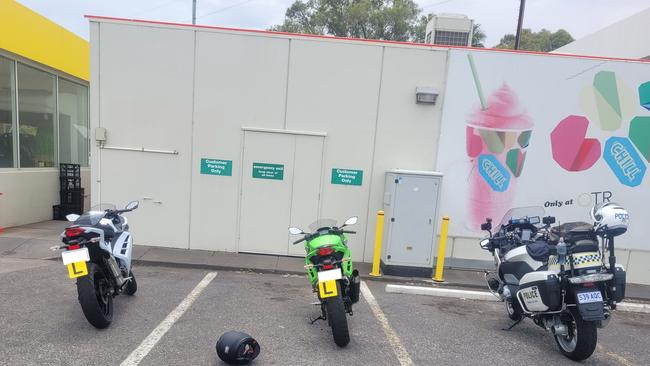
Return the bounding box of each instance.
[84,15,649,64]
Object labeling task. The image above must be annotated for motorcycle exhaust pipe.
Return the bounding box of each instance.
[551,324,568,336]
[598,308,611,329]
[107,256,126,288]
[349,270,360,304]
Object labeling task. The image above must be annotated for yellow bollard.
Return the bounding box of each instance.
[369,210,385,277]
[433,216,450,282]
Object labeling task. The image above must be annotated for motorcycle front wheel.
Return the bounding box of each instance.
[505,298,523,321]
[325,284,350,347]
[554,308,597,361]
[77,262,113,329]
[124,270,137,296]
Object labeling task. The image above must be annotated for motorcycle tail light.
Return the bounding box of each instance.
[568,273,613,284]
[318,247,334,256]
[68,244,80,250]
[583,282,595,288]
[322,264,334,270]
[65,227,85,238]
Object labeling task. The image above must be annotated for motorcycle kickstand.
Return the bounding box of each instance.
[309,315,326,324]
[502,318,523,331]
[309,303,327,324]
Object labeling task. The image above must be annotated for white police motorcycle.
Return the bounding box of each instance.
[54,201,139,328]
[480,202,628,361]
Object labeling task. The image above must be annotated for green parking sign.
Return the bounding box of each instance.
[252,162,284,180]
[331,168,363,186]
[200,158,232,176]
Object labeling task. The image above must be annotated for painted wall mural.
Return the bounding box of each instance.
[436,49,650,250]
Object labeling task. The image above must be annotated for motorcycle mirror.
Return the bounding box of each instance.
[343,216,358,226]
[480,221,492,231]
[125,200,139,211]
[66,214,80,222]
[543,216,556,225]
[480,238,490,249]
[288,227,304,235]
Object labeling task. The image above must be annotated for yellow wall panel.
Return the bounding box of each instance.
[0,0,89,80]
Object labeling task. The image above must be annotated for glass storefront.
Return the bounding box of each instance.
[0,56,15,168]
[59,79,89,166]
[0,55,88,168]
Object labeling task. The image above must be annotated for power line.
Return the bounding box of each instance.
[421,0,456,11]
[194,0,256,20]
[133,0,182,18]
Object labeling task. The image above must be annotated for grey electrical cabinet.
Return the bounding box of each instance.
[381,170,443,277]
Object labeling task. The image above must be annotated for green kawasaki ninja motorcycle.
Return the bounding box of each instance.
[288,216,361,347]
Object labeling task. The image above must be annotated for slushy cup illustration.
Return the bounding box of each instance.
[466,54,533,229]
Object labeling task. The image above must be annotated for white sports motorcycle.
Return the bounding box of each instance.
[55,201,139,328]
[480,203,628,361]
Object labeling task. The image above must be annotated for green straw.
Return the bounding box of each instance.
[467,53,487,110]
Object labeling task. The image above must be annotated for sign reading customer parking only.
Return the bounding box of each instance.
[200,158,232,176]
[331,168,363,186]
[252,162,284,180]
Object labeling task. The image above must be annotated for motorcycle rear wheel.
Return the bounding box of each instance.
[325,284,350,347]
[554,308,597,361]
[77,263,113,329]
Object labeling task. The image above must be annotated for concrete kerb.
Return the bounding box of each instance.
[385,284,650,314]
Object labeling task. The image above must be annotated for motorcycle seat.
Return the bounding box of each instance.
[526,241,550,262]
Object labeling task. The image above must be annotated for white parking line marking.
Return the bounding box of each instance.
[120,272,218,366]
[386,284,499,302]
[360,281,414,366]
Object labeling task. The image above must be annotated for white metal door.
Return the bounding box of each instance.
[287,135,324,256]
[387,175,440,266]
[239,131,324,255]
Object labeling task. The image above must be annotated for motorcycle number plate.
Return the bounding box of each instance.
[318,280,338,299]
[577,291,603,304]
[61,247,89,265]
[67,261,88,279]
[317,269,342,283]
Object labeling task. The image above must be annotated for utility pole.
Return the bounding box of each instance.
[514,0,526,50]
[192,0,197,25]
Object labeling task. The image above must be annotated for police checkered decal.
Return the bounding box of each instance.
[572,253,601,267]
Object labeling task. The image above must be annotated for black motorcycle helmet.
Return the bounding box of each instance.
[216,331,260,365]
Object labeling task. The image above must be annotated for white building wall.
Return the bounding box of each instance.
[554,7,650,59]
[89,19,449,261]
[0,169,90,228]
[190,32,290,252]
[94,23,194,248]
[284,40,384,261]
[89,18,650,284]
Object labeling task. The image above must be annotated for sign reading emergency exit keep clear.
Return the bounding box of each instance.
[200,158,232,176]
[331,168,363,186]
[252,162,284,180]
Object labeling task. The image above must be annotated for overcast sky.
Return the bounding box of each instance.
[16,0,650,47]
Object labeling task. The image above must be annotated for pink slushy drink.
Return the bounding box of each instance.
[466,83,534,230]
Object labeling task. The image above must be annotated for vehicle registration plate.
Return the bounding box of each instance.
[318,280,338,299]
[61,248,90,279]
[577,291,603,304]
[317,268,342,283]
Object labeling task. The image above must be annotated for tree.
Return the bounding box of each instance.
[495,28,574,52]
[471,23,486,47]
[270,0,424,42]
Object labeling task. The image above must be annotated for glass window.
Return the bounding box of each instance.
[17,64,56,168]
[0,56,15,168]
[58,79,88,166]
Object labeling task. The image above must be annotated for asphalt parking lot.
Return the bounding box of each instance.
[1,258,649,366]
